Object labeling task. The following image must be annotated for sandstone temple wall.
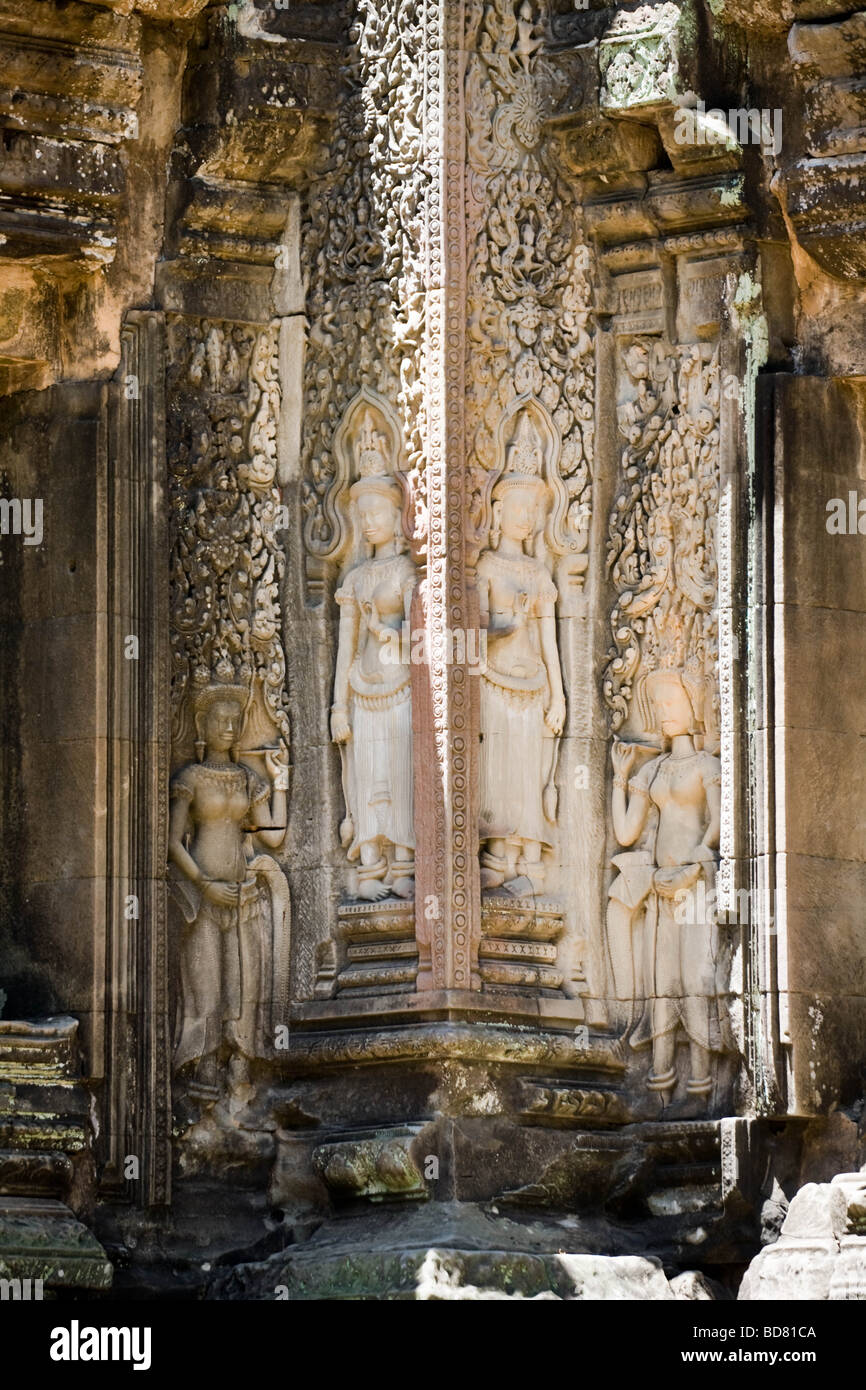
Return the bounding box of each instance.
[0,0,865,1302]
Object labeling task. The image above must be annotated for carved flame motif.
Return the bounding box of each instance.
[506,409,545,477]
[355,408,392,480]
[603,339,721,741]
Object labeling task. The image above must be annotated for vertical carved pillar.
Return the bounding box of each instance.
[423,0,478,992]
[548,0,762,1114]
[297,0,598,1024]
[604,332,735,1108]
[105,312,171,1206]
[166,315,293,1147]
[460,0,595,1003]
[150,8,334,1164]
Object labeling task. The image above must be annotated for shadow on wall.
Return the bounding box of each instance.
[0,464,53,1021]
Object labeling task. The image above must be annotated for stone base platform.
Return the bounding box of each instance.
[0,1197,112,1294]
[205,1201,735,1301]
[104,1113,760,1298]
[0,1017,112,1295]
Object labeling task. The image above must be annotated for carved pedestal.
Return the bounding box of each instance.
[479,897,565,995]
[313,1127,428,1204]
[334,903,419,997]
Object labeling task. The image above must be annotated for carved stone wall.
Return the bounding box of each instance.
[301,0,430,588]
[464,0,594,587]
[603,337,734,1111]
[1,0,866,1305]
[165,312,292,1151]
[167,315,289,754]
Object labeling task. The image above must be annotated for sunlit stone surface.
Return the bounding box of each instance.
[1,0,866,1301]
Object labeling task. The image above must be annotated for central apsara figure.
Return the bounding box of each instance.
[478,414,565,896]
[331,411,417,901]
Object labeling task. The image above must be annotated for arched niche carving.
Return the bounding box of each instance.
[476,394,587,611]
[326,386,420,906]
[303,387,418,577]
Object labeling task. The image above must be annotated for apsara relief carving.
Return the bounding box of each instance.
[478,402,566,899]
[167,316,291,1127]
[330,392,417,903]
[603,338,734,1105]
[168,684,290,1114]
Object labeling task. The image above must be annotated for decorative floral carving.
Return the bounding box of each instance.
[517,1082,626,1125]
[284,1022,625,1070]
[599,3,682,112]
[168,685,290,1114]
[464,0,594,588]
[301,0,430,578]
[604,339,720,737]
[168,316,289,752]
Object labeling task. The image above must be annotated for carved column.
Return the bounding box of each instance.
[293,0,601,1032]
[154,7,332,1170]
[104,312,171,1205]
[274,2,629,1240]
[463,0,596,1010]
[550,0,758,1117]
